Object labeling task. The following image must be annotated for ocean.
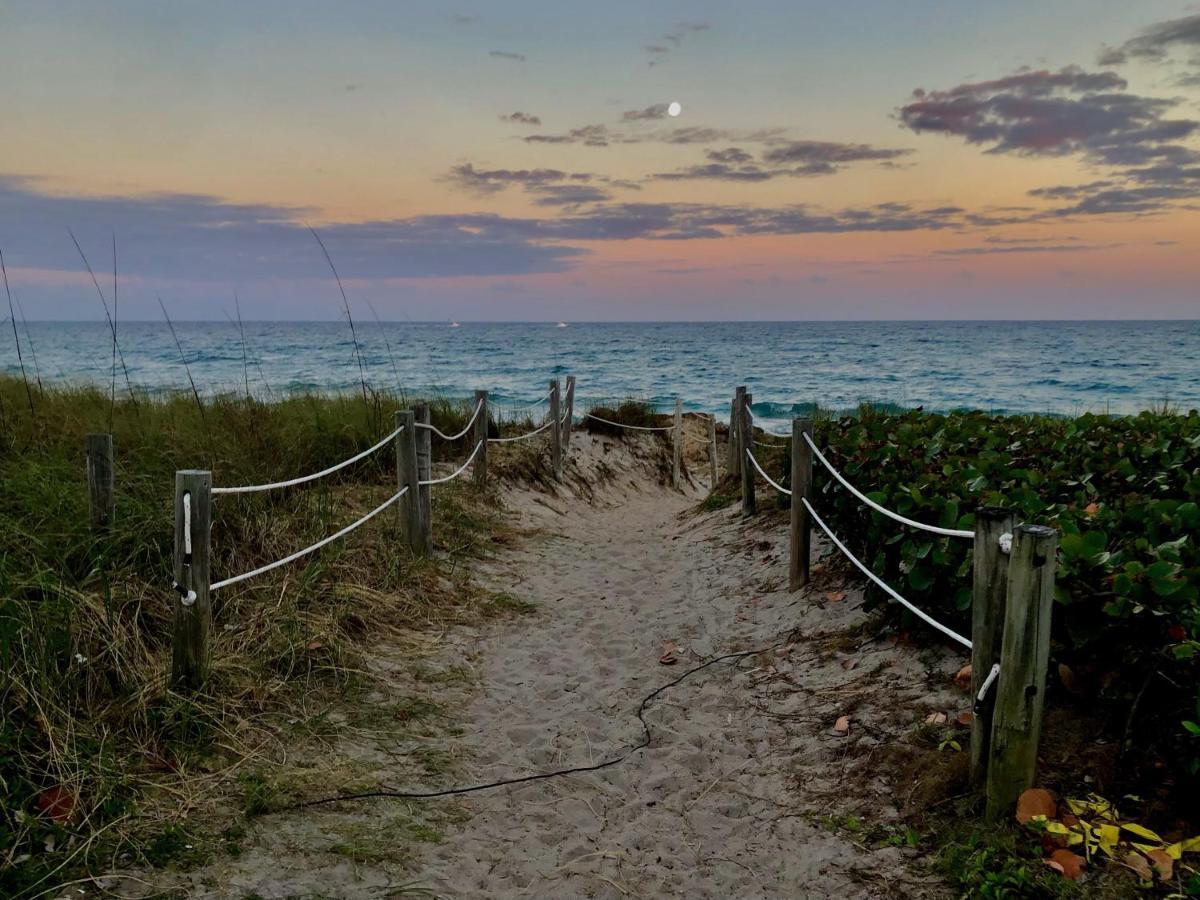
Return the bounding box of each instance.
[4,320,1199,432]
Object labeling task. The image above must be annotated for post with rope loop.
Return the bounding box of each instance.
[728,385,746,477]
[395,410,426,556]
[788,417,813,591]
[986,523,1058,820]
[86,433,115,532]
[740,391,756,516]
[672,397,683,489]
[970,507,1016,787]
[415,402,434,550]
[549,378,562,480]
[172,469,211,690]
[706,415,719,487]
[473,389,489,486]
[563,375,576,451]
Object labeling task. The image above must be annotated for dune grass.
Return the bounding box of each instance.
[0,376,513,895]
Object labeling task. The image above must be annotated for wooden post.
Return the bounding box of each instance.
[473,389,489,486]
[672,397,683,489]
[86,433,115,532]
[970,507,1017,787]
[415,402,433,550]
[706,415,719,488]
[728,386,746,477]
[788,417,813,591]
[395,410,426,555]
[986,523,1058,819]
[549,378,562,480]
[563,375,576,450]
[740,391,756,516]
[172,470,211,690]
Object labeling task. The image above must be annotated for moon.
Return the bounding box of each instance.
[667,101,682,117]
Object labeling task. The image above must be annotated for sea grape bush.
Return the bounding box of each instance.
[807,406,1200,769]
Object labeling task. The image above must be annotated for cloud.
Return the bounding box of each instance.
[644,21,709,65]
[450,13,476,25]
[526,184,614,207]
[500,111,541,126]
[524,124,613,146]
[899,63,1200,217]
[622,104,671,122]
[441,163,632,207]
[489,50,526,62]
[651,140,912,180]
[1098,13,1200,64]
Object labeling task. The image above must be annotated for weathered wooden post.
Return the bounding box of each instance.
[563,375,576,450]
[740,391,756,516]
[473,389,489,486]
[415,402,433,550]
[86,433,115,532]
[394,410,426,555]
[706,415,719,487]
[549,378,562,480]
[728,386,746,477]
[788,417,813,591]
[985,523,1058,819]
[172,469,211,690]
[970,507,1017,787]
[672,397,683,489]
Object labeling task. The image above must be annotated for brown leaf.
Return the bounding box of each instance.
[306,640,324,651]
[659,640,679,666]
[1124,851,1153,882]
[924,711,948,725]
[1146,849,1173,881]
[1058,662,1084,697]
[1015,788,1058,825]
[1084,501,1100,517]
[956,710,973,726]
[36,786,76,825]
[1042,860,1066,876]
[1049,850,1085,880]
[825,590,846,603]
[953,664,972,689]
[832,715,851,736]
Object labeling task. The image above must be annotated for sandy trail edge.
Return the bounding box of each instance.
[134,433,961,898]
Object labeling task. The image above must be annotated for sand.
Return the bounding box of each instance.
[120,430,962,899]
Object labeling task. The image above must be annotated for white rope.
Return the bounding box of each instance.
[212,423,404,496]
[489,419,555,443]
[210,485,410,592]
[802,497,971,650]
[976,662,1001,705]
[183,492,193,555]
[584,413,673,432]
[802,433,973,539]
[420,440,483,486]
[415,398,485,442]
[489,388,553,414]
[745,447,791,495]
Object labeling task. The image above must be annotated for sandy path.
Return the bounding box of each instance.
[141,433,958,898]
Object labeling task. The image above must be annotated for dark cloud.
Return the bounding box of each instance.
[443,163,590,195]
[1098,14,1200,64]
[761,140,912,166]
[900,62,1200,217]
[644,21,709,65]
[526,184,613,207]
[524,124,612,146]
[707,147,752,164]
[935,242,1118,257]
[450,13,476,25]
[652,163,776,182]
[622,104,670,122]
[500,111,541,126]
[489,50,526,62]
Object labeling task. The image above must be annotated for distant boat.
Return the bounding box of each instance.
[556,322,568,328]
[450,321,461,328]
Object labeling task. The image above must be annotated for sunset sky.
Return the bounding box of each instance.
[2,1,1199,320]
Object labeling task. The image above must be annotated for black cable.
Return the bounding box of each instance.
[277,644,779,812]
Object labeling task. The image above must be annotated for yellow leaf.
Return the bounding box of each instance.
[1165,834,1200,859]
[1123,823,1164,844]
[1096,824,1121,857]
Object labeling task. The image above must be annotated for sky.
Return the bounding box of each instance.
[1,1,1199,320]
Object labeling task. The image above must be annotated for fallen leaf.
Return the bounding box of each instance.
[307,640,324,651]
[1016,788,1058,825]
[1146,848,1173,881]
[1124,851,1153,882]
[36,786,75,824]
[1059,663,1084,697]
[832,715,851,736]
[953,664,972,689]
[659,640,680,666]
[1042,860,1066,876]
[1050,850,1086,880]
[1084,502,1100,517]
[924,712,948,725]
[825,590,846,603]
[956,710,973,726]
